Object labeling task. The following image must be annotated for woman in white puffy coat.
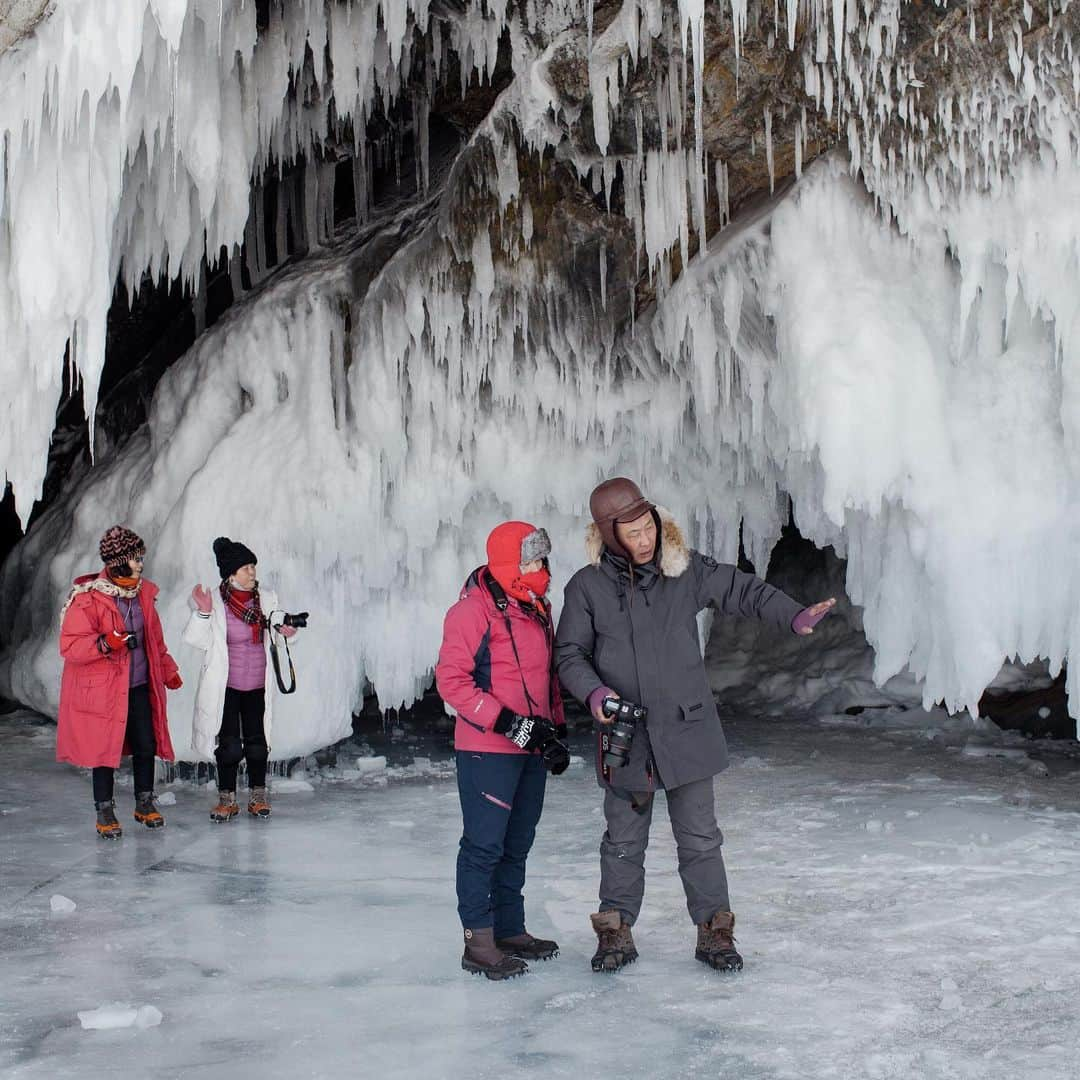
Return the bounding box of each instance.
[183,537,300,822]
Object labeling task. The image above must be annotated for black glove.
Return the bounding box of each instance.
[541,737,571,776]
[493,709,554,752]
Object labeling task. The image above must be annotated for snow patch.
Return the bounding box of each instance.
[77,1004,162,1031]
[272,778,314,794]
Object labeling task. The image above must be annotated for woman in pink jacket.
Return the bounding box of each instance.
[435,521,569,981]
[57,526,182,839]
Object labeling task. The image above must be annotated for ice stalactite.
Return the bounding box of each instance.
[0,111,639,757]
[5,0,1074,521]
[0,0,514,521]
[5,0,1080,752]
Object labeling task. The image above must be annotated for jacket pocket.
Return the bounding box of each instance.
[74,669,114,716]
[679,700,707,722]
[76,670,112,686]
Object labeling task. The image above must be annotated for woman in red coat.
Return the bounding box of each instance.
[435,521,570,981]
[57,526,183,839]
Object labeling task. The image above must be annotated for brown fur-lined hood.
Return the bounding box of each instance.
[585,506,690,578]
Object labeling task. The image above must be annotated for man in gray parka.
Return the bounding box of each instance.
[555,478,835,973]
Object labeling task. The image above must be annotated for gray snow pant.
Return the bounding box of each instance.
[599,776,729,926]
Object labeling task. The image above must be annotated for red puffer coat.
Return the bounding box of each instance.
[56,573,178,768]
[435,568,565,754]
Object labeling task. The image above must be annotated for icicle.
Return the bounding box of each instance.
[832,0,846,67]
[764,107,775,194]
[599,240,607,310]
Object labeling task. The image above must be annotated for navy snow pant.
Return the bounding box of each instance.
[455,750,547,936]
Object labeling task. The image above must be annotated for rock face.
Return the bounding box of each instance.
[542,0,1079,272]
[0,0,49,56]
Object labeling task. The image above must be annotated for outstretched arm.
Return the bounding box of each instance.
[693,551,828,633]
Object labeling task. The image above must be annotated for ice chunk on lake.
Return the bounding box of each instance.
[77,1004,163,1030]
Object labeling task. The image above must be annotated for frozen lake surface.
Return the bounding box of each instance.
[2,710,1080,1079]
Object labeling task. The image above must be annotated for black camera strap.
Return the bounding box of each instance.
[267,627,297,695]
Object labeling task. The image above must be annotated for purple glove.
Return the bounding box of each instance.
[587,686,616,721]
[792,601,835,635]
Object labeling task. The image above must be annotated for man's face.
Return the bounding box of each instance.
[614,511,657,565]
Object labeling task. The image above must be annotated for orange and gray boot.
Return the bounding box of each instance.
[461,928,528,980]
[695,911,743,972]
[133,791,165,829]
[95,800,122,840]
[590,910,638,972]
[247,787,271,819]
[210,790,239,823]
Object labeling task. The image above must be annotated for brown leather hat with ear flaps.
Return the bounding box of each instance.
[589,477,655,554]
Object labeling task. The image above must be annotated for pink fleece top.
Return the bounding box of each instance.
[225,604,266,691]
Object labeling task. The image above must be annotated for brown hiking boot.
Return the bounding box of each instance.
[133,791,165,829]
[590,910,637,972]
[210,791,239,823]
[95,800,122,840]
[247,787,271,819]
[461,928,528,980]
[496,932,560,961]
[695,911,743,972]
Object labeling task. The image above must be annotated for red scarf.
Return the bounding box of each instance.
[220,582,264,643]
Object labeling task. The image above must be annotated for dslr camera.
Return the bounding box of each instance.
[279,611,309,629]
[600,696,647,768]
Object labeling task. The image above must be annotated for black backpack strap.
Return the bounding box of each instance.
[482,569,541,718]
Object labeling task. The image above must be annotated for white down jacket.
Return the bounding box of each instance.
[182,587,288,759]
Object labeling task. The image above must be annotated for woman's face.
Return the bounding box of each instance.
[519,558,544,575]
[231,563,257,590]
[124,554,144,582]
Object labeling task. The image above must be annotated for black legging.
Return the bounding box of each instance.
[215,687,268,790]
[92,685,155,803]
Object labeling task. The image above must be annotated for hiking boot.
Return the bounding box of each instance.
[95,800,122,840]
[133,791,165,829]
[695,911,743,972]
[247,787,271,819]
[590,910,637,972]
[496,932,560,961]
[461,928,528,980]
[210,791,239,823]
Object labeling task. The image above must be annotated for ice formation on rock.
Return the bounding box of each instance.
[3,0,1080,749]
